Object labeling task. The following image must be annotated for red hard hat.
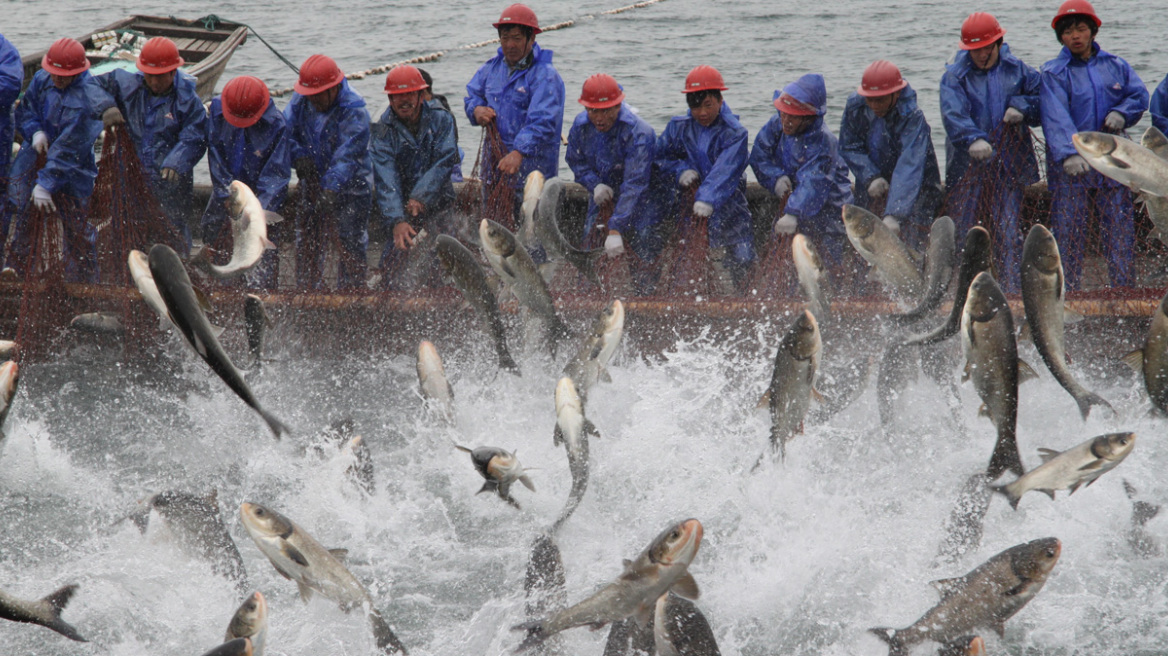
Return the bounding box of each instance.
[137,37,183,74]
[221,76,271,129]
[1051,0,1101,29]
[857,60,908,97]
[960,13,1006,50]
[774,92,816,116]
[41,38,89,76]
[295,54,345,95]
[682,65,728,94]
[493,4,542,34]
[384,65,428,95]
[578,74,624,109]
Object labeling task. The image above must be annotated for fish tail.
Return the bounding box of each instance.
[989,482,1022,510]
[868,627,907,656]
[511,619,548,653]
[259,409,290,439]
[369,608,408,655]
[985,430,1024,480]
[499,349,522,376]
[1075,391,1115,420]
[42,584,86,642]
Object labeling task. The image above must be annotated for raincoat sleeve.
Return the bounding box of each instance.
[940,70,986,148]
[695,123,748,210]
[1007,61,1042,127]
[785,131,838,220]
[283,99,311,164]
[39,84,105,194]
[608,122,655,233]
[1107,60,1149,129]
[748,115,789,193]
[0,38,21,110]
[408,109,458,211]
[654,119,690,184]
[16,77,46,141]
[205,110,232,201]
[254,118,291,211]
[1153,74,1168,135]
[1039,67,1078,164]
[565,116,601,192]
[511,65,565,158]
[161,80,208,174]
[370,120,406,225]
[885,109,932,218]
[321,106,372,194]
[464,62,490,126]
[838,98,881,188]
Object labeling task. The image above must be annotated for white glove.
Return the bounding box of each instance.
[867,176,889,198]
[32,184,55,212]
[882,215,900,233]
[692,201,713,218]
[31,131,48,155]
[679,169,699,188]
[773,175,792,198]
[774,213,797,235]
[102,106,125,128]
[604,232,625,257]
[969,139,993,161]
[593,183,613,205]
[1063,155,1090,176]
[1003,107,1024,124]
[160,168,179,182]
[1104,111,1125,132]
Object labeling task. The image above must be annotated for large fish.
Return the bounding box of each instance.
[961,272,1025,480]
[653,592,721,656]
[890,216,956,325]
[535,177,604,286]
[513,519,703,652]
[0,360,18,437]
[792,234,832,324]
[0,583,86,641]
[244,294,269,368]
[524,533,567,656]
[842,204,923,299]
[128,489,249,592]
[193,181,282,279]
[561,299,624,400]
[128,249,172,329]
[1020,225,1113,418]
[993,432,1135,509]
[148,244,288,438]
[434,235,520,374]
[767,310,821,458]
[416,340,455,423]
[225,591,268,656]
[1139,127,1168,248]
[905,227,993,347]
[455,445,535,509]
[239,502,408,655]
[1072,131,1168,197]
[551,376,598,533]
[870,537,1061,655]
[1122,287,1168,414]
[519,170,546,252]
[479,219,572,353]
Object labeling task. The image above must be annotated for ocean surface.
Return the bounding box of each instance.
[3,2,1168,656]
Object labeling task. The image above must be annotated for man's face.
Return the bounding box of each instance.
[969,42,1000,71]
[1060,22,1094,58]
[690,95,722,128]
[780,112,814,136]
[143,71,175,95]
[51,74,76,90]
[390,90,423,124]
[864,91,899,118]
[498,27,534,66]
[308,85,339,113]
[586,104,620,132]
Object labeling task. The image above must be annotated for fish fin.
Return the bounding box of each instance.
[272,563,295,580]
[503,493,522,510]
[1017,317,1032,343]
[1037,448,1060,463]
[192,332,209,358]
[868,628,907,656]
[282,543,310,568]
[263,210,285,225]
[511,619,548,653]
[962,361,972,383]
[929,576,966,599]
[1017,358,1040,383]
[1043,489,1057,500]
[1076,392,1115,420]
[368,608,409,655]
[811,387,828,405]
[454,444,472,453]
[259,409,289,439]
[1068,481,1083,495]
[1123,479,1139,499]
[552,424,564,447]
[192,285,215,314]
[261,235,277,250]
[990,483,1023,510]
[328,548,349,563]
[476,481,498,495]
[208,322,225,338]
[1064,308,1085,324]
[599,367,612,383]
[1121,349,1145,371]
[756,389,771,409]
[1085,476,1103,488]
[500,260,518,279]
[584,419,601,439]
[671,572,700,600]
[519,474,536,492]
[1077,459,1105,472]
[991,618,1007,636]
[40,585,86,642]
[620,558,636,577]
[297,580,314,603]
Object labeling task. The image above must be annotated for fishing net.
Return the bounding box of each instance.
[661,188,719,298]
[10,155,70,359]
[460,122,517,231]
[744,191,797,299]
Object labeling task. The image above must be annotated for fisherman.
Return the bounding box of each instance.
[1153,74,1168,135]
[1039,0,1148,289]
[566,73,671,294]
[417,68,464,182]
[285,54,373,290]
[371,64,459,288]
[939,13,1041,293]
[4,38,112,283]
[0,33,22,267]
[655,65,755,292]
[749,73,853,277]
[202,75,291,289]
[95,37,207,256]
[464,3,565,219]
[839,59,942,250]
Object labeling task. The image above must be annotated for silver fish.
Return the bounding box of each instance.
[905,226,993,347]
[194,181,282,279]
[842,204,923,299]
[520,170,546,252]
[343,435,376,496]
[561,299,624,400]
[239,502,408,655]
[524,533,567,656]
[70,311,124,335]
[1121,287,1168,414]
[1020,225,1113,418]
[1073,131,1168,197]
[890,216,956,325]
[1139,127,1168,249]
[128,249,172,329]
[0,360,18,437]
[792,234,832,324]
[654,592,721,656]
[871,538,1061,655]
[416,340,455,423]
[551,377,599,533]
[535,177,604,286]
[129,489,248,592]
[767,310,821,458]
[455,445,535,509]
[513,519,704,653]
[435,235,520,374]
[0,583,85,641]
[225,591,268,656]
[993,432,1135,509]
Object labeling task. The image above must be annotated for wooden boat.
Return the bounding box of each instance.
[20,14,248,100]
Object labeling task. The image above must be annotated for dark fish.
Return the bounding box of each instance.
[455,445,534,509]
[435,235,520,374]
[1121,287,1168,415]
[767,310,822,458]
[243,294,269,367]
[129,489,248,592]
[905,227,992,347]
[602,617,656,656]
[199,637,253,656]
[524,533,567,656]
[224,591,267,656]
[1123,480,1162,558]
[0,583,86,642]
[535,177,605,286]
[890,216,956,325]
[654,592,721,656]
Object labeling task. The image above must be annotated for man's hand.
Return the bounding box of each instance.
[102,107,125,129]
[867,177,889,198]
[773,213,797,235]
[1003,107,1024,124]
[32,131,48,155]
[773,175,792,198]
[593,183,614,206]
[406,198,425,217]
[604,231,625,257]
[692,201,713,218]
[393,221,418,250]
[1103,111,1126,132]
[679,169,699,188]
[968,139,993,161]
[497,150,523,175]
[32,185,55,212]
[473,106,496,126]
[1063,155,1090,176]
[160,168,179,183]
[882,215,900,234]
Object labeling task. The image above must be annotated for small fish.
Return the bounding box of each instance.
[225,591,268,656]
[416,340,455,423]
[792,233,832,325]
[435,235,520,374]
[1139,127,1168,249]
[69,311,124,335]
[244,294,269,367]
[767,310,822,458]
[993,432,1135,509]
[455,445,535,509]
[1121,287,1168,415]
[561,299,624,401]
[192,181,283,279]
[551,377,598,532]
[128,249,173,329]
[890,216,956,325]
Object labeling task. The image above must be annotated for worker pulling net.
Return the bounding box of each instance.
[10,155,71,359]
[461,122,517,231]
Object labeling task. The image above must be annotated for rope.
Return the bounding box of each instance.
[197,14,301,76]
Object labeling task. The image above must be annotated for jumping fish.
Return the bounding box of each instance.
[535,177,604,286]
[0,583,86,642]
[435,235,520,374]
[239,502,408,655]
[792,233,832,324]
[1139,127,1168,248]
[520,170,545,252]
[993,432,1135,509]
[148,244,288,438]
[561,299,624,400]
[842,204,923,299]
[128,249,172,329]
[1123,480,1162,558]
[551,376,598,532]
[455,445,535,509]
[654,592,721,656]
[200,637,253,656]
[225,591,268,656]
[1020,225,1113,418]
[512,519,703,652]
[193,180,282,279]
[416,340,455,422]
[871,538,1061,656]
[0,360,18,437]
[767,310,821,458]
[890,216,956,325]
[1121,286,1168,414]
[1072,131,1168,197]
[128,489,249,592]
[244,294,269,367]
[905,226,993,347]
[524,533,567,656]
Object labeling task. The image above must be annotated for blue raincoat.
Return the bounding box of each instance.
[463,43,565,186]
[1149,73,1167,136]
[655,101,753,252]
[0,33,22,258]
